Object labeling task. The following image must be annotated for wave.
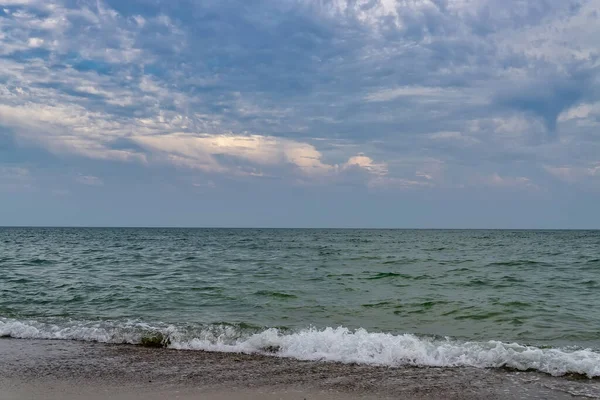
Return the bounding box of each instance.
[486,260,544,267]
[254,290,298,299]
[1,318,599,378]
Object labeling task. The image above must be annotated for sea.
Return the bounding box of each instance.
[1,228,600,379]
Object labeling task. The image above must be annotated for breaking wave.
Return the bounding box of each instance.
[1,317,599,378]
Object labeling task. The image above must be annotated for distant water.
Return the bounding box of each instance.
[1,228,600,377]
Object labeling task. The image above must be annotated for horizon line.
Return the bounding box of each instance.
[1,226,599,231]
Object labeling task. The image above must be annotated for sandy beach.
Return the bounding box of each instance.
[2,339,599,399]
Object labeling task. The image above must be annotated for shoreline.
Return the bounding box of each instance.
[2,339,600,399]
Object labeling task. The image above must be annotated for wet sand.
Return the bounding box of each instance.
[1,339,599,399]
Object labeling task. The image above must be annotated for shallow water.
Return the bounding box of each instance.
[2,339,600,400]
[1,228,599,376]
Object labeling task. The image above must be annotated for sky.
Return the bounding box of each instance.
[0,0,599,228]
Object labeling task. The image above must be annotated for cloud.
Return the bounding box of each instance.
[492,70,596,134]
[192,180,216,189]
[75,175,103,186]
[368,176,433,190]
[0,0,599,194]
[0,103,146,163]
[27,37,43,47]
[475,173,539,190]
[558,102,600,122]
[544,164,600,184]
[343,154,388,176]
[132,133,385,177]
[365,86,482,105]
[429,131,479,145]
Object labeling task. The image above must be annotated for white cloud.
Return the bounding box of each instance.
[416,171,432,180]
[133,15,146,27]
[0,87,385,180]
[558,103,600,122]
[368,176,433,190]
[343,154,388,175]
[192,180,216,188]
[429,131,479,144]
[308,0,400,28]
[494,0,600,64]
[139,76,163,94]
[367,86,459,102]
[544,164,600,183]
[27,37,43,47]
[132,133,385,177]
[0,103,145,162]
[75,175,103,186]
[476,173,538,190]
[1,1,44,5]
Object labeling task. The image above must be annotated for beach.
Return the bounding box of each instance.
[2,339,599,399]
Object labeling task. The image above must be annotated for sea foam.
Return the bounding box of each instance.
[1,318,599,378]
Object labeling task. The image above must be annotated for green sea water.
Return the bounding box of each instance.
[1,228,600,376]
